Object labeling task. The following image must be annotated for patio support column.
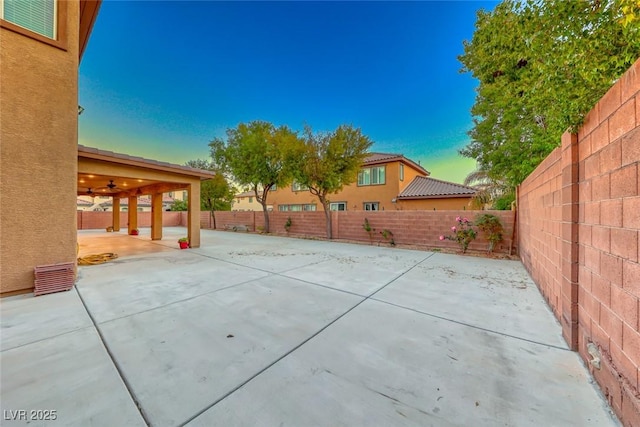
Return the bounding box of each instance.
[112,197,121,231]
[151,193,163,241]
[128,196,138,235]
[187,182,201,248]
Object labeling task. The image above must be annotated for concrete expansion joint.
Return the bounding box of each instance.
[89,277,271,326]
[74,287,151,426]
[0,321,95,353]
[371,298,571,352]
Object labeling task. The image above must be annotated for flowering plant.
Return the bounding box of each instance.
[439,216,477,253]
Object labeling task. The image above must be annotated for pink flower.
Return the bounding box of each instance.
[463,217,469,223]
[451,226,457,232]
[455,216,461,222]
[439,235,445,241]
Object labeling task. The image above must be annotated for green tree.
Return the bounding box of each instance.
[463,167,512,210]
[294,124,373,239]
[209,121,301,233]
[185,159,235,229]
[459,0,640,187]
[170,199,188,211]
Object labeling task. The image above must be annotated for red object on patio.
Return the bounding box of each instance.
[179,241,189,249]
[34,262,75,296]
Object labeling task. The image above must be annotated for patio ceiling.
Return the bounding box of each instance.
[77,145,215,198]
[77,174,172,198]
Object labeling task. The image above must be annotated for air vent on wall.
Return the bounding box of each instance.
[34,262,75,296]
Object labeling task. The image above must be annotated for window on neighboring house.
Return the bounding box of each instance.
[278,204,316,212]
[269,184,277,191]
[330,202,347,211]
[399,163,404,181]
[358,166,385,186]
[182,191,188,200]
[1,0,56,39]
[363,202,379,211]
[291,181,309,192]
[168,192,174,197]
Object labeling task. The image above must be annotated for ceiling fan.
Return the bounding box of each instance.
[95,180,121,194]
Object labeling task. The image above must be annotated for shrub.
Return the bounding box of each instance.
[475,213,503,253]
[380,229,395,247]
[284,217,292,233]
[362,218,375,244]
[439,216,477,253]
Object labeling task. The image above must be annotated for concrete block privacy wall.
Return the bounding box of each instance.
[518,58,640,426]
[77,211,183,230]
[204,210,516,254]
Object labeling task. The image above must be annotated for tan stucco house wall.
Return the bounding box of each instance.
[1,1,89,296]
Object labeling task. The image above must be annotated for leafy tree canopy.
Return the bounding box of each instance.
[185,159,235,213]
[459,0,640,187]
[209,121,301,232]
[294,124,373,238]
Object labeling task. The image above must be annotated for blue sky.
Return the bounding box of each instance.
[79,0,498,183]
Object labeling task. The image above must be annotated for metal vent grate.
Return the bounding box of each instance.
[34,263,75,296]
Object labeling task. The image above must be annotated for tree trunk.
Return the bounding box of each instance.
[211,210,216,229]
[261,202,270,233]
[255,186,270,233]
[319,195,332,239]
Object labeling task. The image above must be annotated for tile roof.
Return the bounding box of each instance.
[236,191,256,198]
[364,153,403,163]
[77,197,93,206]
[398,176,477,199]
[364,152,429,176]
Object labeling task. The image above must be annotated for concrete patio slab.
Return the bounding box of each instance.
[188,299,614,427]
[77,251,271,323]
[282,250,431,295]
[1,290,93,351]
[0,325,145,427]
[373,252,568,348]
[0,228,620,427]
[97,275,362,427]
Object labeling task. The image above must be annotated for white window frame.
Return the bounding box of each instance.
[363,202,380,211]
[330,202,347,211]
[358,166,386,186]
[399,163,404,181]
[1,0,57,39]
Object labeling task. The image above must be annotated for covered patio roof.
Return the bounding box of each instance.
[78,145,214,198]
[77,145,215,247]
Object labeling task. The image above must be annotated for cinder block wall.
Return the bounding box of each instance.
[208,210,516,254]
[518,58,640,426]
[518,148,564,321]
[77,211,183,229]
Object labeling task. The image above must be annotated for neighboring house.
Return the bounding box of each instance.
[268,152,475,211]
[77,197,95,211]
[232,190,273,211]
[396,176,477,210]
[168,190,188,202]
